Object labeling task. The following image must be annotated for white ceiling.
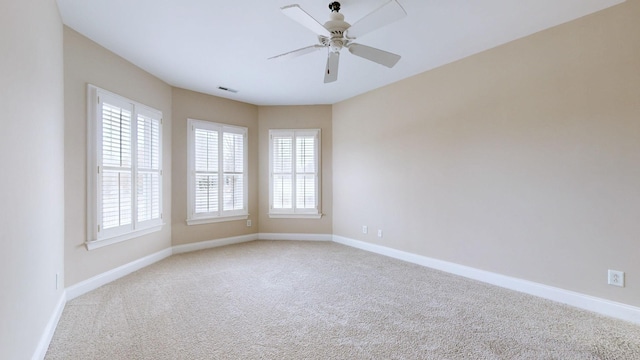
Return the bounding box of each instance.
[56,0,624,106]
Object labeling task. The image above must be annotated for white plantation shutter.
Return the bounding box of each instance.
[99,95,133,234]
[187,119,248,224]
[272,134,293,209]
[269,129,320,217]
[136,108,162,225]
[194,128,219,214]
[223,132,244,211]
[88,85,164,247]
[296,135,316,209]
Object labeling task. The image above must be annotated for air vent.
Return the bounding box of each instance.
[218,86,238,94]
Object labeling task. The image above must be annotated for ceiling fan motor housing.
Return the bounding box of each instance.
[323,5,350,52]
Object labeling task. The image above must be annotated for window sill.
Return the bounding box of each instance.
[268,213,323,220]
[186,214,249,226]
[85,223,165,250]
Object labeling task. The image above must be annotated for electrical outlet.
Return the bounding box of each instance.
[377,229,383,238]
[246,220,252,227]
[608,270,624,287]
[362,226,368,234]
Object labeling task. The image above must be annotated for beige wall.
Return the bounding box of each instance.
[0,1,65,358]
[333,1,640,307]
[258,106,333,234]
[171,88,259,245]
[63,27,173,286]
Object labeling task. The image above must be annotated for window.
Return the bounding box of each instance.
[87,85,163,250]
[187,119,248,225]
[269,129,321,218]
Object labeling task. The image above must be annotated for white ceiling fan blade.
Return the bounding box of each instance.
[324,51,340,83]
[281,4,331,37]
[269,45,325,60]
[345,0,407,39]
[348,43,401,68]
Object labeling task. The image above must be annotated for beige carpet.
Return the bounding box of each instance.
[46,241,640,359]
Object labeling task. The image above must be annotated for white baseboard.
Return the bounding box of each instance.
[65,248,173,301]
[172,234,258,254]
[332,235,640,325]
[32,291,66,360]
[258,233,332,241]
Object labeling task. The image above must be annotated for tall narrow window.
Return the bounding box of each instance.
[87,85,163,249]
[187,119,248,225]
[269,129,321,218]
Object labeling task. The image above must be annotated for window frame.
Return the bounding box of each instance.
[86,85,164,250]
[268,129,322,219]
[186,118,249,225]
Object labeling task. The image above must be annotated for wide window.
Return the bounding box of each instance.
[87,85,163,249]
[187,119,248,225]
[269,129,321,218]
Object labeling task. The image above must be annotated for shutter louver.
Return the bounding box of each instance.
[195,174,218,213]
[102,172,132,229]
[102,103,132,168]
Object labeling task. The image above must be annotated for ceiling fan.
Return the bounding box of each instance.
[270,0,407,83]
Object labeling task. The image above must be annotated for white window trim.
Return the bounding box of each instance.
[186,214,249,226]
[268,129,322,219]
[186,119,249,225]
[85,225,163,251]
[86,85,164,250]
[268,213,323,219]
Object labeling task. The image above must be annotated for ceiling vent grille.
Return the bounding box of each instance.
[218,86,238,93]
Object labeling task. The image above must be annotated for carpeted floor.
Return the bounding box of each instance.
[46,241,640,359]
